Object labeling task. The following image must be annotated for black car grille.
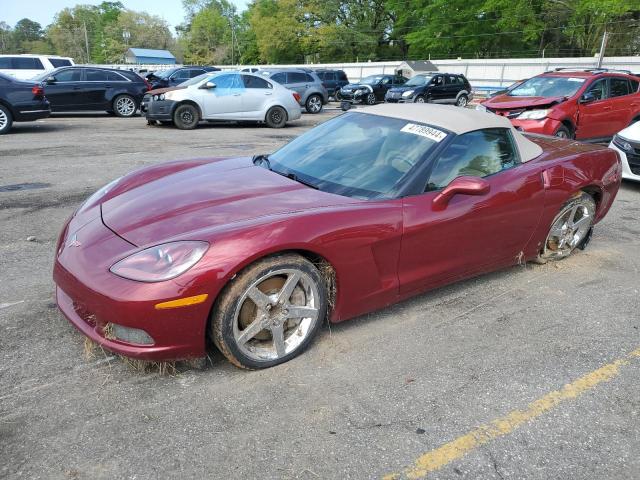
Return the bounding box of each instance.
[613,135,640,173]
[487,107,525,119]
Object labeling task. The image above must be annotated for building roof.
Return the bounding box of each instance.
[127,48,175,60]
[399,60,439,72]
[358,104,543,162]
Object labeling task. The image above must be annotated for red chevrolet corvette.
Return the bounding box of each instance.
[53,104,621,369]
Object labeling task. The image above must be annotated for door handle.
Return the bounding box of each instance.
[72,86,81,90]
[603,106,612,110]
[264,92,273,95]
[104,84,112,88]
[233,93,241,96]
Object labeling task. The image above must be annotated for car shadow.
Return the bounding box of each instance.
[9,122,68,134]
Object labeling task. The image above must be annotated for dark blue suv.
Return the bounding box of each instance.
[147,66,220,89]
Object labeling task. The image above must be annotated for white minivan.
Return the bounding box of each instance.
[0,54,75,80]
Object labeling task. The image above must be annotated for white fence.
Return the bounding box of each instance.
[96,55,640,91]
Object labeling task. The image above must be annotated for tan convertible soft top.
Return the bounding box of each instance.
[359,104,543,162]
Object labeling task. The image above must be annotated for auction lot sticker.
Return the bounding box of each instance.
[401,123,447,142]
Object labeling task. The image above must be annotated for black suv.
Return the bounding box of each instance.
[315,69,349,98]
[338,74,408,105]
[32,67,149,117]
[385,73,473,107]
[147,66,220,89]
[0,72,50,134]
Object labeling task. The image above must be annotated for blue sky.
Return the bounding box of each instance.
[0,0,249,32]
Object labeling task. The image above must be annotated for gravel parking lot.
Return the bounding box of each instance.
[1,109,639,480]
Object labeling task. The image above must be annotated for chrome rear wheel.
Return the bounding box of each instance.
[539,193,595,261]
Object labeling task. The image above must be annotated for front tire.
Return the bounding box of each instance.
[536,192,595,263]
[173,103,200,130]
[554,125,573,139]
[210,254,328,369]
[305,94,323,114]
[112,94,137,117]
[414,95,426,103]
[365,92,376,105]
[265,106,287,128]
[0,105,13,134]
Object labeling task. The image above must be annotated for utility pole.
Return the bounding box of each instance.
[83,22,90,63]
[596,30,608,68]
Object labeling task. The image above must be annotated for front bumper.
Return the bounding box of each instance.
[52,209,213,360]
[509,117,562,136]
[143,98,176,121]
[338,91,367,103]
[609,142,640,182]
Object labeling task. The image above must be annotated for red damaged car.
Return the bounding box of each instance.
[53,104,621,369]
[479,69,640,141]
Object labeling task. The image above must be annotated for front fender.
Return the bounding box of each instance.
[184,202,404,323]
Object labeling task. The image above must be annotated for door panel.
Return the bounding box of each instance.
[201,74,244,118]
[607,77,634,132]
[399,163,544,294]
[428,75,447,102]
[241,74,273,118]
[576,78,611,139]
[45,69,84,110]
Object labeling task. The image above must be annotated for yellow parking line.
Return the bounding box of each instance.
[384,347,640,480]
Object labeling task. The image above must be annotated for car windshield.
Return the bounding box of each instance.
[405,75,432,86]
[508,76,586,98]
[268,112,445,199]
[360,75,383,85]
[154,68,178,79]
[179,73,210,86]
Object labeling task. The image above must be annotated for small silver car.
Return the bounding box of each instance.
[142,71,302,130]
[260,69,328,114]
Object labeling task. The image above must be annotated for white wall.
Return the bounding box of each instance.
[93,56,640,90]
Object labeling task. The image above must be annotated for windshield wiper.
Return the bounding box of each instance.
[283,172,319,190]
[252,154,271,170]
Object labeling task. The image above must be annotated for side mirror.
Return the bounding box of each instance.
[433,176,490,210]
[45,76,56,84]
[580,91,597,104]
[200,81,216,90]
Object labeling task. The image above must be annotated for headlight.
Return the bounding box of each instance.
[79,177,122,212]
[152,94,165,101]
[401,90,415,98]
[110,241,209,282]
[517,109,549,120]
[475,104,487,112]
[613,134,633,152]
[355,88,366,94]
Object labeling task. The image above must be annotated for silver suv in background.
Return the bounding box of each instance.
[260,69,328,114]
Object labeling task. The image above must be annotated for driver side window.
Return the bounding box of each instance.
[426,128,520,191]
[586,78,607,100]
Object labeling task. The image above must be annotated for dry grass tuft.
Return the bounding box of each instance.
[122,357,178,375]
[316,260,337,309]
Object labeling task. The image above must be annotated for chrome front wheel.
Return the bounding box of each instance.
[211,254,328,369]
[539,193,595,261]
[0,105,12,134]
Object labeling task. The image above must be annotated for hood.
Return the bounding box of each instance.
[342,83,372,91]
[483,95,567,110]
[147,85,187,95]
[618,119,640,140]
[101,157,353,246]
[387,85,416,93]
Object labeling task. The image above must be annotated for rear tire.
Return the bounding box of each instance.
[535,192,595,264]
[305,94,323,114]
[173,103,200,130]
[112,94,137,117]
[0,104,13,134]
[210,254,327,369]
[334,90,342,101]
[265,106,287,128]
[455,94,469,107]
